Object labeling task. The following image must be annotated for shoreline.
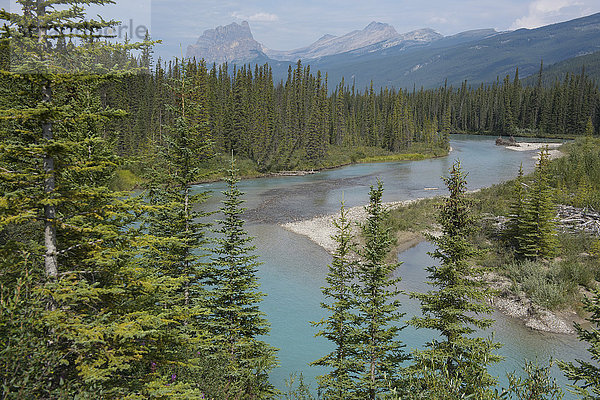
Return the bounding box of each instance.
[193,149,451,185]
[500,141,564,160]
[282,199,427,254]
[281,194,577,335]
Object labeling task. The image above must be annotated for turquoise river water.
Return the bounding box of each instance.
[197,135,588,396]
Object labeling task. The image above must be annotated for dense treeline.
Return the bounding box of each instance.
[103,60,599,174]
[104,60,449,172]
[410,66,599,137]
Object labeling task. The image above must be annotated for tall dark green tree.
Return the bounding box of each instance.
[311,201,362,398]
[0,1,197,397]
[505,163,527,249]
[207,159,277,399]
[353,180,408,399]
[139,57,217,397]
[409,160,500,397]
[518,149,558,259]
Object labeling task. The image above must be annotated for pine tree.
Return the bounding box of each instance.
[559,289,600,398]
[0,1,200,397]
[312,201,362,398]
[409,160,500,397]
[505,360,564,400]
[586,116,595,137]
[506,163,527,249]
[139,57,218,397]
[518,149,558,260]
[353,180,408,399]
[207,159,277,398]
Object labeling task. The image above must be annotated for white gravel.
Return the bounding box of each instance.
[281,199,424,254]
[504,142,564,160]
[486,272,576,334]
[505,142,562,152]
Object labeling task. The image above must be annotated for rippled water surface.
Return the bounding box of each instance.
[197,135,585,395]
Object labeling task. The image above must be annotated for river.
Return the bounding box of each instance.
[197,134,587,396]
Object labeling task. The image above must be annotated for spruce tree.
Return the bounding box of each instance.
[207,159,277,398]
[586,116,595,137]
[312,201,362,398]
[506,163,527,250]
[353,180,408,399]
[409,160,500,397]
[139,57,216,396]
[518,148,558,260]
[0,1,198,397]
[559,289,600,398]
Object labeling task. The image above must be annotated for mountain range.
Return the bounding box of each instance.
[186,20,446,64]
[186,13,600,89]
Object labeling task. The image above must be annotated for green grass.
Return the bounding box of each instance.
[196,154,263,182]
[387,197,441,233]
[110,169,144,191]
[359,153,427,163]
[196,144,449,183]
[502,257,586,310]
[113,144,448,190]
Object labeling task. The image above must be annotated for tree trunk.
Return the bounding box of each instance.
[184,185,190,306]
[42,82,58,279]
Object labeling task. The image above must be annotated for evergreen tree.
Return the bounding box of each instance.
[559,289,600,398]
[139,56,218,396]
[505,360,564,400]
[506,163,527,249]
[586,116,595,136]
[518,149,558,259]
[312,201,362,398]
[0,1,199,397]
[353,180,408,399]
[409,160,500,397]
[207,159,277,398]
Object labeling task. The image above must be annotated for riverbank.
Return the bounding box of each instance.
[281,195,581,335]
[111,145,449,190]
[282,199,427,254]
[280,137,596,337]
[501,141,563,160]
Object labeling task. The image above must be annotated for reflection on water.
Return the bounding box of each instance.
[197,135,585,396]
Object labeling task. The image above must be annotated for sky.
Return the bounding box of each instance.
[3,0,600,61]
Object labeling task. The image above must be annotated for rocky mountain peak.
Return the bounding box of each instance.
[318,34,337,41]
[399,28,443,42]
[186,21,264,64]
[188,20,441,64]
[364,21,394,32]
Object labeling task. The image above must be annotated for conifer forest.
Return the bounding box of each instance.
[1,1,600,399]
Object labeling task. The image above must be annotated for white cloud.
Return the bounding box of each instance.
[429,16,448,25]
[231,11,279,22]
[511,0,585,29]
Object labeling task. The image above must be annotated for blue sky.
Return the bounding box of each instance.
[4,0,600,61]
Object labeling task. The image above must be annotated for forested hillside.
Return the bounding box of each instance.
[272,12,600,90]
[412,67,600,137]
[521,51,600,87]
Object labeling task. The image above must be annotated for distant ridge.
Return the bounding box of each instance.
[282,12,600,89]
[186,13,600,90]
[521,51,600,86]
[265,22,443,61]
